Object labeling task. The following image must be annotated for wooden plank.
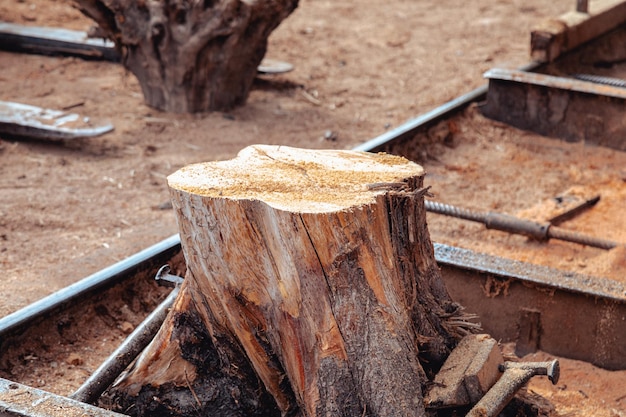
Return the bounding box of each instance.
[531,0,626,62]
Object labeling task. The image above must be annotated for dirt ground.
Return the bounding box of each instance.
[1,0,625,415]
[1,0,585,316]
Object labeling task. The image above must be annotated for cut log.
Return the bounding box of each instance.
[72,0,298,112]
[104,145,477,416]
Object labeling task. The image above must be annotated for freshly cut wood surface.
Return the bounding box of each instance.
[107,145,471,417]
[167,144,425,212]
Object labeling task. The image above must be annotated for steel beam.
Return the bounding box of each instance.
[481,68,626,151]
[0,22,118,62]
[435,243,626,370]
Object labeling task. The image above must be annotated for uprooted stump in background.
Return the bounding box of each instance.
[103,145,478,416]
[73,0,298,113]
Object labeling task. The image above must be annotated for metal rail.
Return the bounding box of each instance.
[71,284,180,404]
[0,234,181,340]
[0,378,126,417]
[354,63,540,154]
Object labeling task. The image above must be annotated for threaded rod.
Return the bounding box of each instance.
[424,200,619,250]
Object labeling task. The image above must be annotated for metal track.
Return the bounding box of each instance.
[481,68,626,151]
[0,234,181,339]
[354,63,540,153]
[0,378,125,417]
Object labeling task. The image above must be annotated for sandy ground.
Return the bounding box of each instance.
[1,0,625,415]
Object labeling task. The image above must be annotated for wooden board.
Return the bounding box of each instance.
[531,0,626,62]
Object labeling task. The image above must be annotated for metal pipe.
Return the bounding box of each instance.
[70,285,180,404]
[425,200,620,250]
[354,62,540,153]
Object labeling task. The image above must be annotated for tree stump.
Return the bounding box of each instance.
[73,0,298,112]
[104,145,476,416]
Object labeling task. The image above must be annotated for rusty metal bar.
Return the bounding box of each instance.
[434,243,626,370]
[548,195,600,226]
[433,243,626,302]
[425,200,620,250]
[483,68,626,99]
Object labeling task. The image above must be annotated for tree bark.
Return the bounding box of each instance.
[104,145,476,416]
[73,0,298,112]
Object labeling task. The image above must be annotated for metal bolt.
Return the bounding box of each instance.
[155,265,184,287]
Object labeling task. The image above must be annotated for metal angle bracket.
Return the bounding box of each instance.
[480,68,626,151]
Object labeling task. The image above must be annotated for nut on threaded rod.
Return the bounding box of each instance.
[424,200,619,250]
